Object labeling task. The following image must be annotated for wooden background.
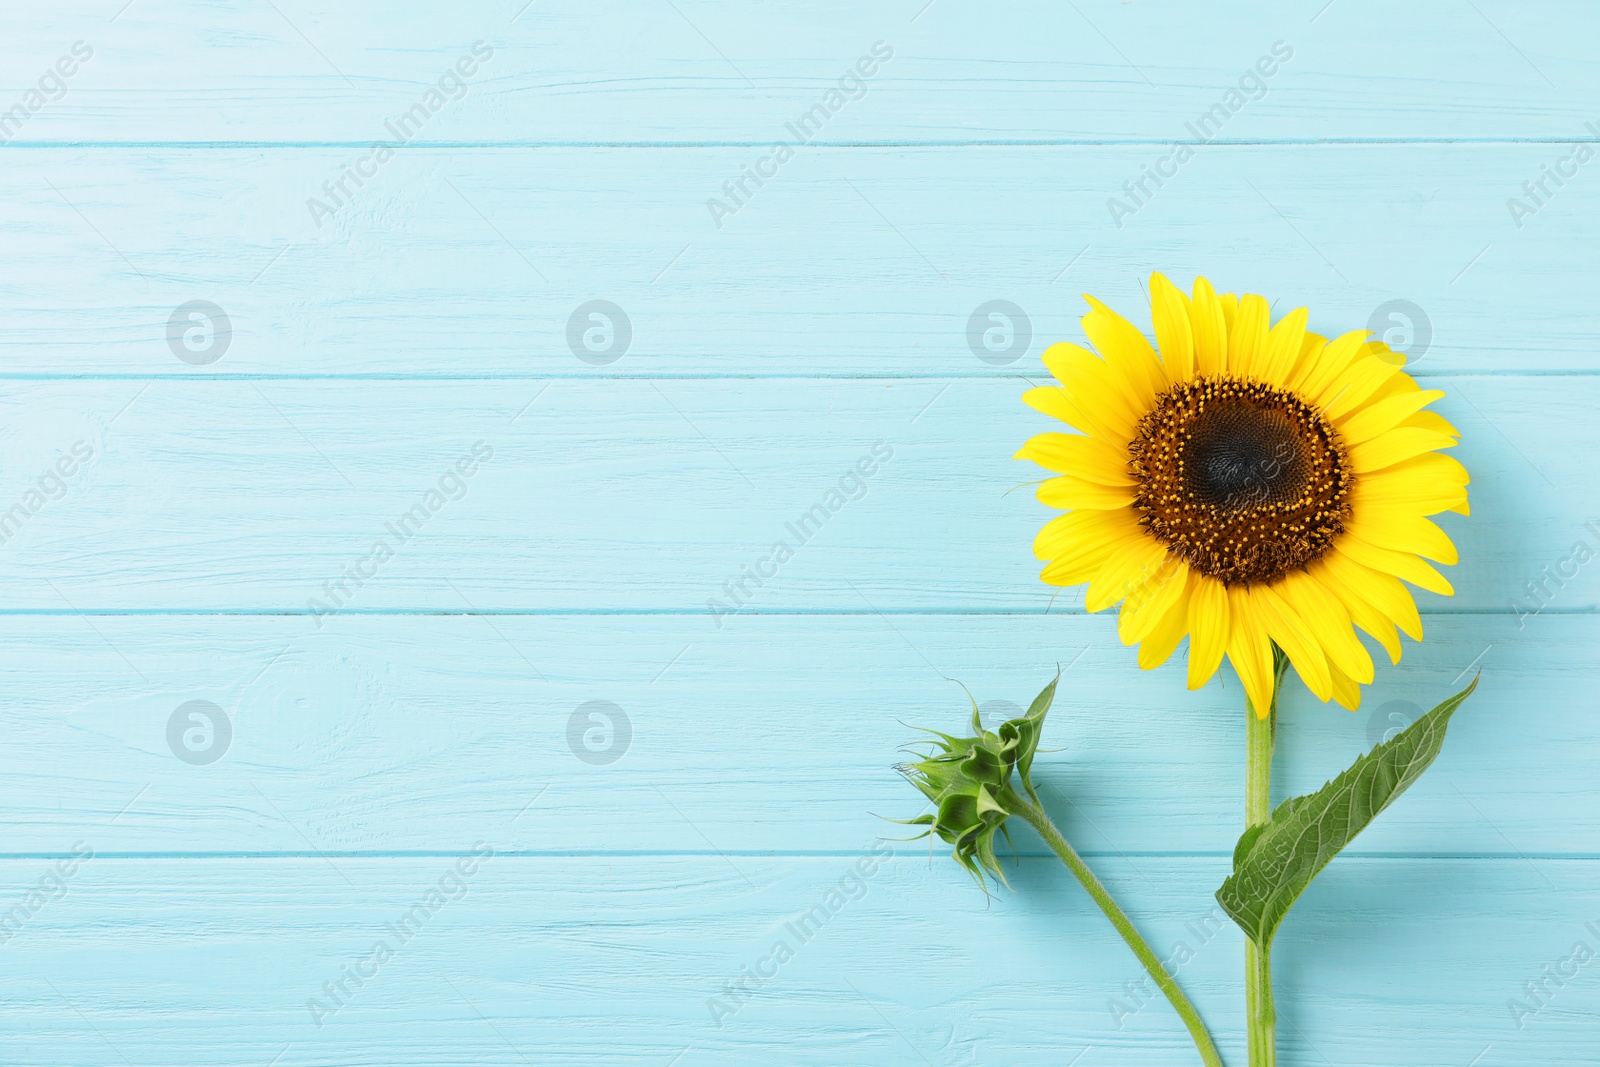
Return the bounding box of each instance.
[2,2,1596,1063]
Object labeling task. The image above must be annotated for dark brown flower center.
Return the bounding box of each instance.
[1128,376,1350,586]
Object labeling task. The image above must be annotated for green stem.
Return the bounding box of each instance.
[1246,940,1274,1065]
[1010,793,1225,1067]
[1244,651,1288,1067]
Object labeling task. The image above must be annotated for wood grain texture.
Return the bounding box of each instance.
[0,376,1579,611]
[0,613,1588,855]
[8,1,1596,143]
[0,855,1592,1066]
[4,1,1595,1063]
[0,146,1593,376]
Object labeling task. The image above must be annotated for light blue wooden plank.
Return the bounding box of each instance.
[1,612,1588,854]
[0,854,1591,1065]
[3,3,1593,1062]
[0,375,1578,611]
[7,1,1596,143]
[0,145,1594,375]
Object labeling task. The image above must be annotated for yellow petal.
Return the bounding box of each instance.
[1279,570,1374,685]
[1291,329,1369,400]
[1119,559,1190,645]
[1186,575,1230,689]
[1279,327,1328,390]
[1226,587,1276,718]
[1256,306,1308,385]
[1402,410,1460,440]
[1337,389,1448,447]
[1227,294,1270,377]
[1015,433,1135,484]
[1357,461,1469,516]
[1365,340,1407,369]
[1189,277,1228,377]
[1348,428,1458,473]
[1083,294,1166,405]
[1150,272,1195,382]
[1042,342,1140,418]
[1336,536,1454,597]
[1041,555,1117,588]
[1085,537,1169,613]
[1357,361,1422,406]
[1345,509,1458,565]
[1023,385,1126,445]
[1308,556,1403,664]
[1137,575,1193,670]
[1218,292,1239,334]
[1327,663,1363,711]
[1037,475,1138,510]
[1324,591,1403,668]
[1040,343,1142,443]
[1323,548,1425,640]
[1034,506,1142,564]
[1318,355,1403,422]
[1250,584,1333,702]
[1394,450,1469,488]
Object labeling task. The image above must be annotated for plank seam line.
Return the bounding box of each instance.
[0,608,1559,618]
[2,137,1597,149]
[0,371,1594,382]
[0,850,1592,861]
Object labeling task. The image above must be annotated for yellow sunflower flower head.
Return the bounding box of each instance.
[1017,274,1468,716]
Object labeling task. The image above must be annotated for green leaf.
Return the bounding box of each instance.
[1216,676,1478,948]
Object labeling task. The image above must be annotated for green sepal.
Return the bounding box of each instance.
[896,673,1059,890]
[1216,676,1478,948]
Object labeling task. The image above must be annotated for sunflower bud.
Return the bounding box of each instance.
[895,675,1058,890]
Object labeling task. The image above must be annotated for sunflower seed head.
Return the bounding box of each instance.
[895,675,1059,891]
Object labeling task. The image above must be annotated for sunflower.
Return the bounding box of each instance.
[1017,274,1468,716]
